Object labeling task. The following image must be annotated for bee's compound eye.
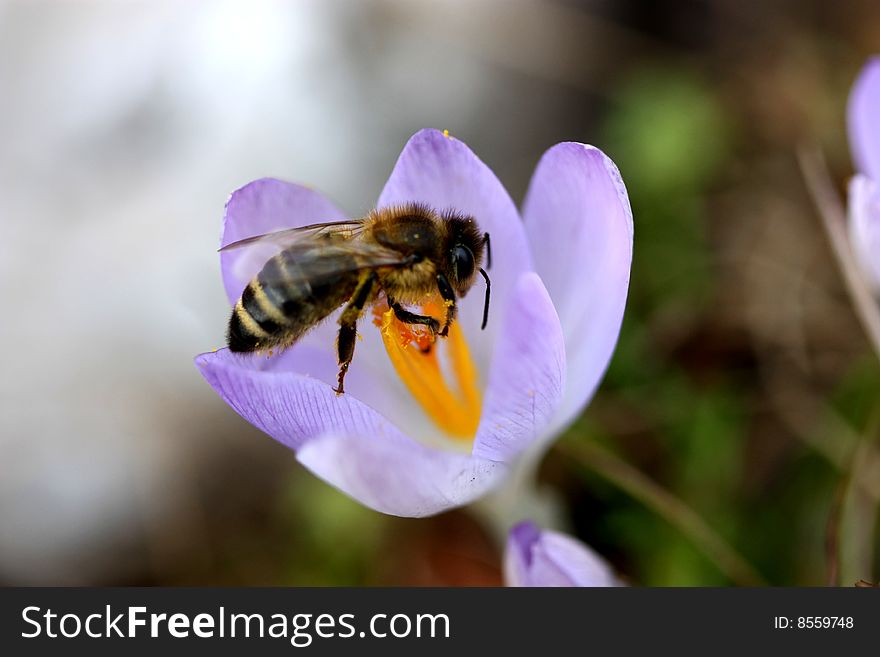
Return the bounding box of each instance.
[451,245,475,282]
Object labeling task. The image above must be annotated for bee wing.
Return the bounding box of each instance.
[219,219,367,252]
[252,238,414,289]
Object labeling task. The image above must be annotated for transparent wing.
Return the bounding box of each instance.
[219,219,367,252]
[249,237,414,289]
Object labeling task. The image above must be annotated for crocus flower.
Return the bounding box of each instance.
[504,520,621,587]
[195,129,632,517]
[848,57,880,288]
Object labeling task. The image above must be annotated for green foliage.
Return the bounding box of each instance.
[830,356,880,432]
[563,64,873,587]
[602,68,732,312]
[280,476,387,586]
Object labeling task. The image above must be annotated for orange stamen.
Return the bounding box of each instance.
[373,298,481,439]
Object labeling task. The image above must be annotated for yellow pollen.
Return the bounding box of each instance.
[442,129,450,138]
[374,298,481,439]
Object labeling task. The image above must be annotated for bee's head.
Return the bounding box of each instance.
[442,212,487,295]
[442,211,492,331]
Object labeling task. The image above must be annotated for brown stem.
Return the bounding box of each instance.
[559,440,766,586]
[797,145,880,359]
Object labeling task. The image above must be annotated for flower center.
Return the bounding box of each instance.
[373,298,481,439]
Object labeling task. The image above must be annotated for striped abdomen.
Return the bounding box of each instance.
[227,247,360,352]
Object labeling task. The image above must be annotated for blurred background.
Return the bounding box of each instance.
[1,0,879,586]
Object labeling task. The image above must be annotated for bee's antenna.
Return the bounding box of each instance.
[483,232,492,269]
[479,267,491,330]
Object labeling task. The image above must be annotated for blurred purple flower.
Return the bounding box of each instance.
[195,129,632,517]
[504,520,620,587]
[848,57,880,288]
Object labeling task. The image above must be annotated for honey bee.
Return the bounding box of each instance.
[221,203,491,394]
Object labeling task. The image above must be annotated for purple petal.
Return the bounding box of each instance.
[472,272,565,462]
[195,348,393,452]
[504,520,542,586]
[848,57,880,180]
[194,349,508,517]
[261,336,455,447]
[848,174,880,290]
[504,520,620,587]
[522,143,633,432]
[298,433,507,518]
[377,129,533,373]
[220,178,347,305]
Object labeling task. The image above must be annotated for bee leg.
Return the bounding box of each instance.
[387,297,440,353]
[388,299,441,334]
[333,272,376,395]
[436,273,457,337]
